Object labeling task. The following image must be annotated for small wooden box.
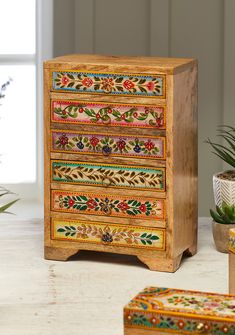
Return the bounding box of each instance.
[229,229,235,294]
[44,54,198,272]
[124,287,235,335]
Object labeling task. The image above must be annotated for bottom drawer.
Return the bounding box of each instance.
[52,218,165,251]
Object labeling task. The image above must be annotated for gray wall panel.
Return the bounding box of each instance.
[53,0,235,216]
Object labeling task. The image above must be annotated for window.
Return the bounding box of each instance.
[0,0,36,183]
[0,0,53,200]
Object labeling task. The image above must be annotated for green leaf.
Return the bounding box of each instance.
[150,235,159,240]
[210,209,226,224]
[126,210,135,216]
[79,205,88,211]
[57,228,66,232]
[140,233,147,238]
[67,74,75,79]
[0,199,19,213]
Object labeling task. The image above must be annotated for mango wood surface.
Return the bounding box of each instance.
[167,62,198,259]
[229,253,235,294]
[44,55,198,272]
[44,54,196,75]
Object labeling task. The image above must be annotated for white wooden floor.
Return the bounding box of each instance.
[0,203,228,335]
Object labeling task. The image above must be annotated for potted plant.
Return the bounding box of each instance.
[206,125,235,207]
[210,202,235,252]
[0,79,19,214]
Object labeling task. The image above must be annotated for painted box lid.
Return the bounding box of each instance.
[229,229,235,254]
[124,287,235,335]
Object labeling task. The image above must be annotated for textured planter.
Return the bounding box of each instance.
[213,171,235,207]
[212,221,235,253]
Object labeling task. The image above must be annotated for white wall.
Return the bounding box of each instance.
[53,0,235,216]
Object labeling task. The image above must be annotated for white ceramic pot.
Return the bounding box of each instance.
[213,172,235,207]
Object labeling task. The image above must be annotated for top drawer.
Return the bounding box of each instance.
[51,71,166,98]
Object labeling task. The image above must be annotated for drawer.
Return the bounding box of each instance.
[51,130,166,160]
[51,70,165,98]
[51,189,166,221]
[51,160,165,191]
[51,99,166,129]
[52,218,166,250]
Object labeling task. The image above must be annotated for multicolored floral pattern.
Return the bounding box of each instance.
[229,229,235,254]
[52,71,165,97]
[52,190,165,220]
[52,161,165,191]
[51,100,165,129]
[53,219,165,250]
[124,311,235,335]
[52,130,165,159]
[124,287,235,335]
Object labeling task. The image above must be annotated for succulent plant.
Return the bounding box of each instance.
[210,201,235,224]
[206,125,235,168]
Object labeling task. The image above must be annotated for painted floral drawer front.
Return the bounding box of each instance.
[51,130,165,160]
[51,190,165,220]
[51,160,165,191]
[52,219,165,250]
[51,100,166,129]
[229,229,235,254]
[124,287,235,335]
[52,71,165,97]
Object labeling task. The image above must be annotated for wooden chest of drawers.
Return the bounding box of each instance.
[124,287,235,335]
[44,54,198,272]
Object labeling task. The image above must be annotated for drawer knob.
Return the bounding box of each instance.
[196,323,210,333]
[101,232,113,243]
[102,145,112,156]
[102,176,115,187]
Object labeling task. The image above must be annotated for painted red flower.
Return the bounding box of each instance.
[123,80,134,90]
[146,81,154,91]
[82,77,93,87]
[61,76,69,85]
[108,108,113,114]
[96,113,100,119]
[117,202,130,211]
[68,198,75,207]
[59,133,69,146]
[139,204,147,212]
[86,199,97,209]
[79,107,84,113]
[150,317,159,325]
[117,139,126,151]
[90,136,99,147]
[156,117,163,127]
[221,325,229,334]
[145,140,155,151]
[177,320,185,329]
[133,112,138,118]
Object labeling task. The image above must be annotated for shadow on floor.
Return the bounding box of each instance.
[68,250,148,270]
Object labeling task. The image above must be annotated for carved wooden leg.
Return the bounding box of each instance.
[183,243,197,257]
[44,246,79,261]
[229,253,235,294]
[137,253,183,273]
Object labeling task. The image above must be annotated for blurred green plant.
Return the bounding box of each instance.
[0,79,19,214]
[210,201,235,224]
[206,125,235,168]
